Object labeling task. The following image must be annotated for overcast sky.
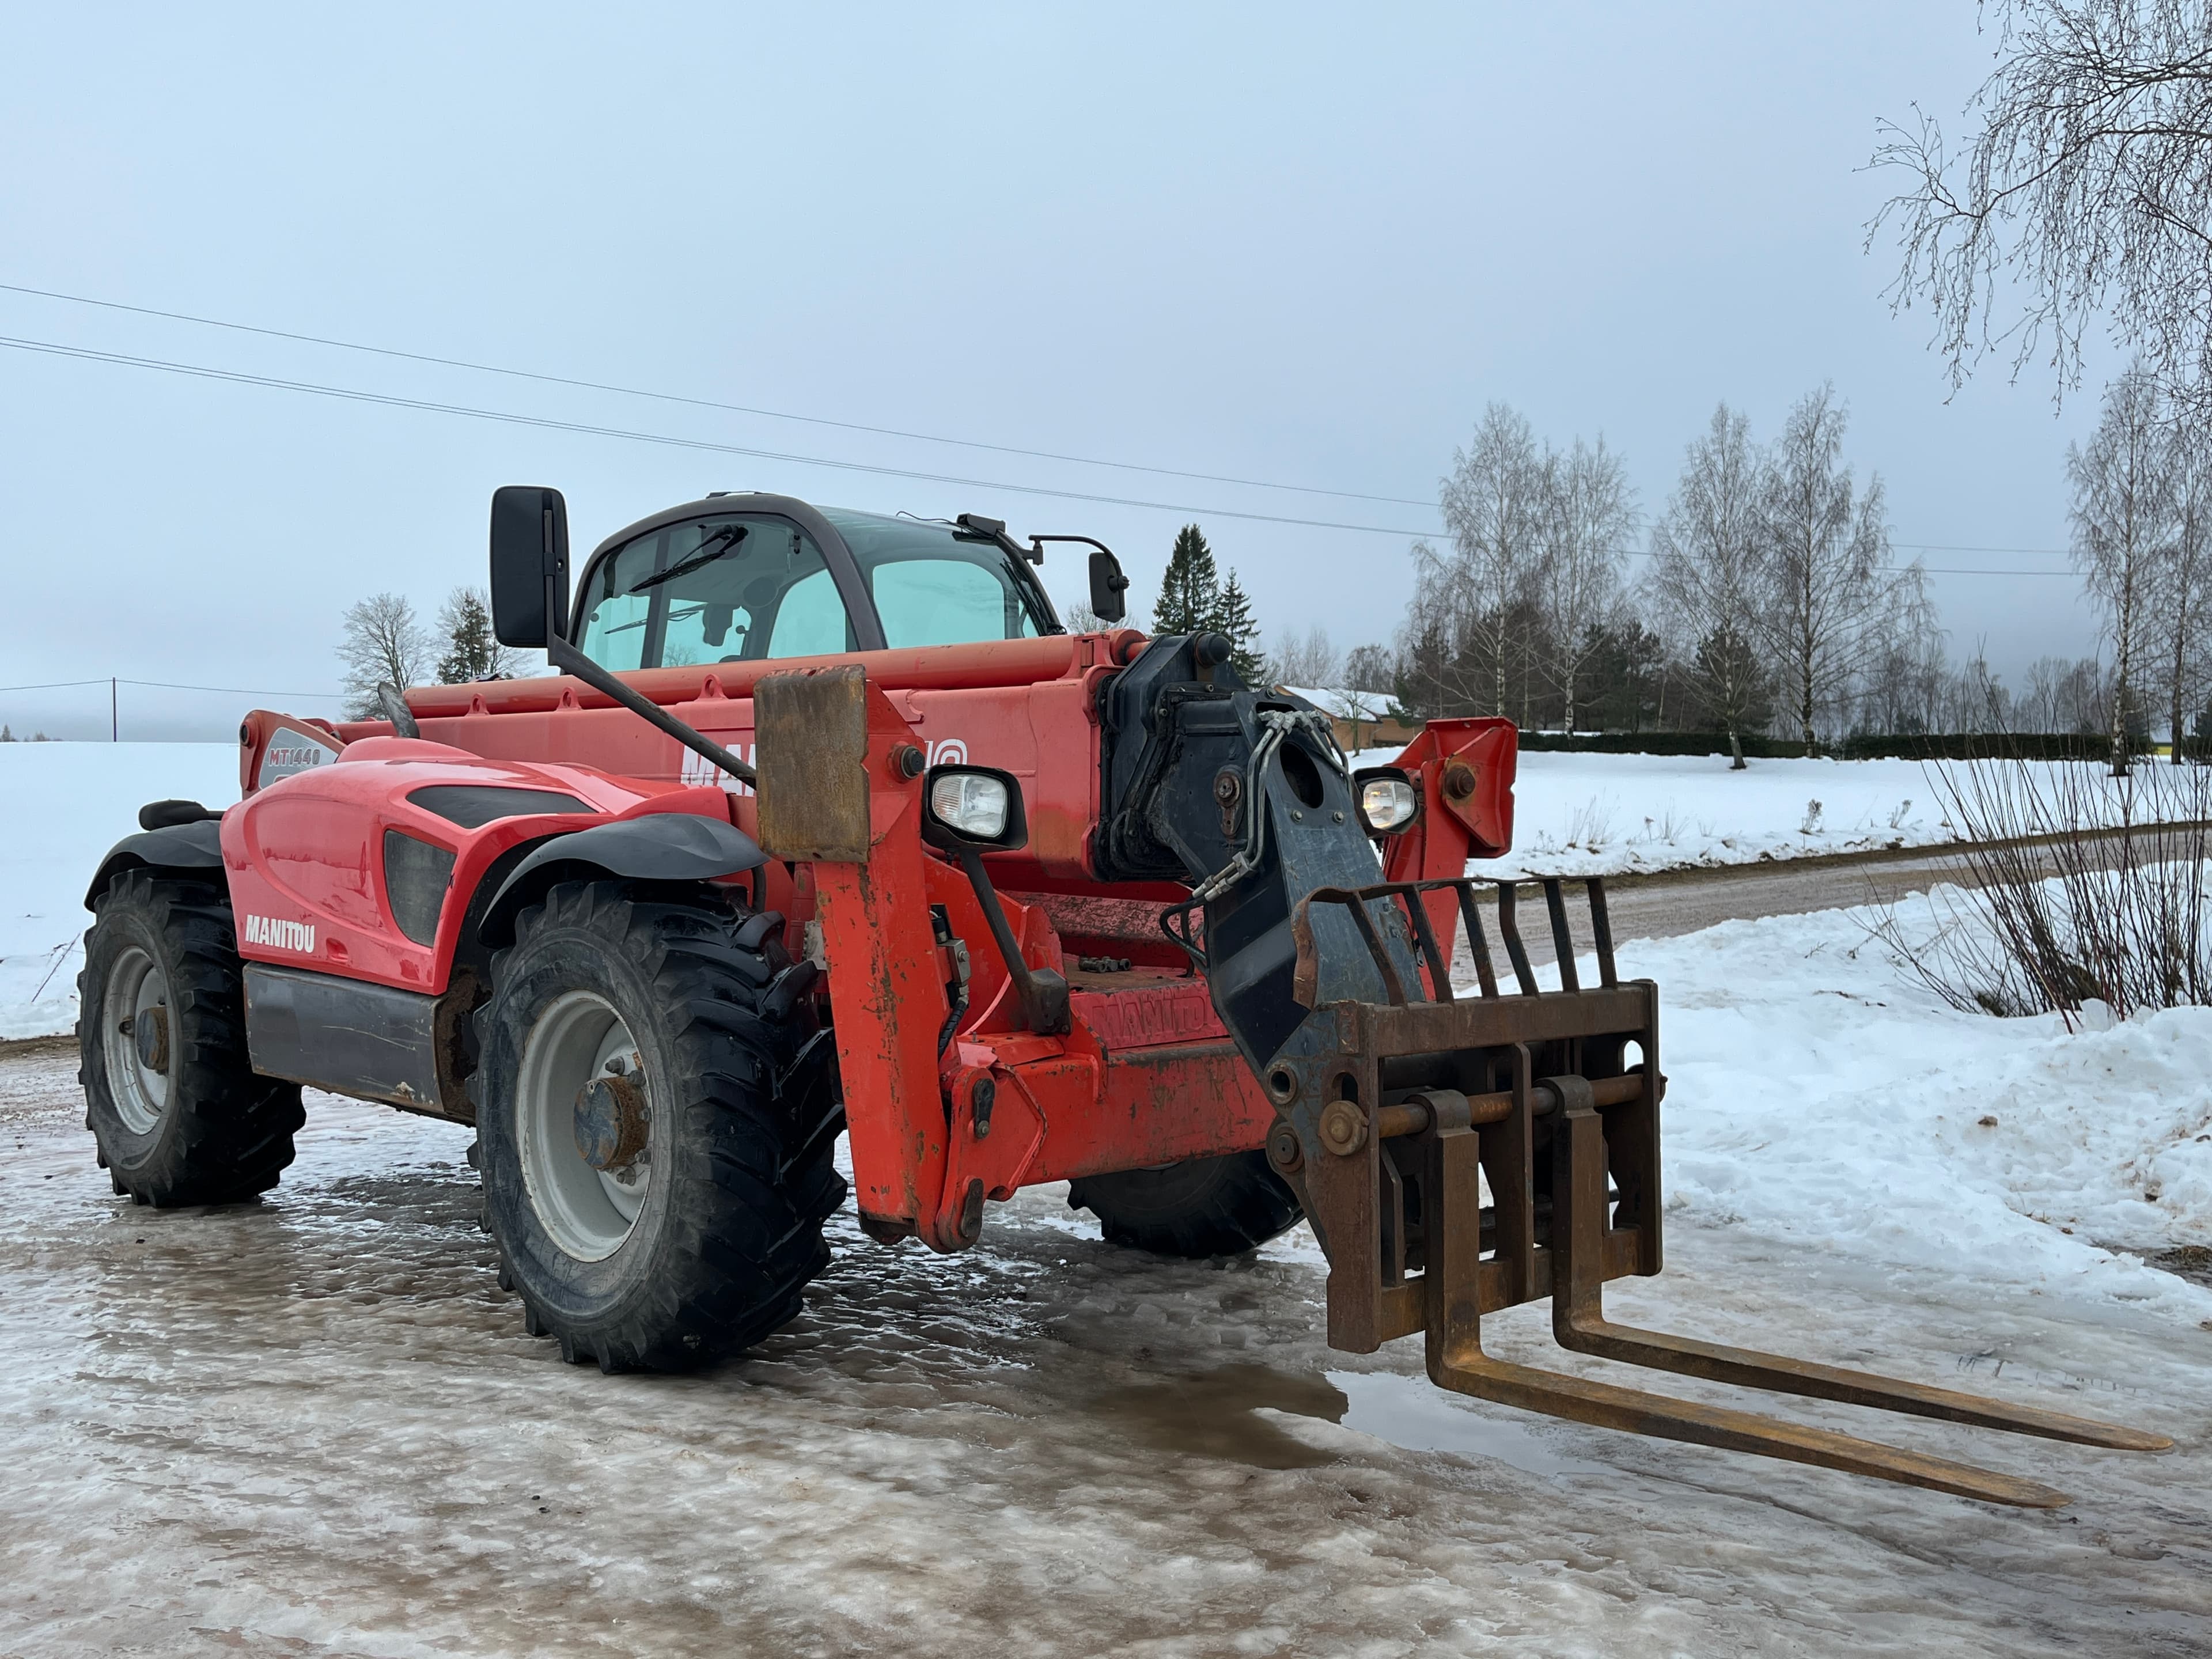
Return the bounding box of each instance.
[0,4,2112,739]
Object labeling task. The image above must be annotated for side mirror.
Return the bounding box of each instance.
[1089,548,1129,624]
[490,486,571,647]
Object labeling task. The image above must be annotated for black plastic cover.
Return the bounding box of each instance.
[478,812,769,947]
[407,785,594,829]
[84,818,225,911]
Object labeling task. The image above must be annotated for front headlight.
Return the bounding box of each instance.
[928,770,1012,842]
[1356,772,1419,834]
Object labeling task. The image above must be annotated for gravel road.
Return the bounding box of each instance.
[1502,836,2174,975]
[3,1038,2206,1658]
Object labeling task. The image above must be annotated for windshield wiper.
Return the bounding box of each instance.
[628,524,747,593]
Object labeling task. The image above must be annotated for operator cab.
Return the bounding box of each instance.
[571,495,1063,672]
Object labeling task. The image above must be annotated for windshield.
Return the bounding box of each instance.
[573,506,1060,672]
[817,507,1059,648]
[576,515,847,669]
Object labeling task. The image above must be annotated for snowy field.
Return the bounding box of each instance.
[0,741,2162,1038]
[3,892,2209,1653]
[1343,747,2132,883]
[0,743,237,1039]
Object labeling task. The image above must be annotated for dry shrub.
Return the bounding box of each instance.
[1868,756,2212,1025]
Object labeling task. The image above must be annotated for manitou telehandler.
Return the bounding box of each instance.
[80,487,2165,1506]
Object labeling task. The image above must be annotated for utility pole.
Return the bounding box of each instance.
[111,677,118,742]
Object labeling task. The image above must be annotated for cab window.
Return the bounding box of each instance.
[575,516,851,670]
[817,507,1056,647]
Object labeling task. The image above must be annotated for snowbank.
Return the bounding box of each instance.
[1344,745,2128,880]
[0,743,237,1039]
[1605,893,2212,1321]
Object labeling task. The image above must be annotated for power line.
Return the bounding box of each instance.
[125,677,343,698]
[0,675,339,698]
[0,333,1453,538]
[0,278,1438,510]
[0,331,2086,577]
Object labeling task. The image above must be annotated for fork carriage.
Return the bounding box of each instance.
[1271,875,2166,1508]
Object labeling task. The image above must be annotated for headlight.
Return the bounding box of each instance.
[928,771,1012,841]
[1356,773,1419,834]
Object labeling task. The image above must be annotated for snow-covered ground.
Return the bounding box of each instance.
[4,888,2210,1652]
[1344,747,2131,882]
[0,743,237,1039]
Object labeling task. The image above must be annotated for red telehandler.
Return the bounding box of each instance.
[78,487,2165,1506]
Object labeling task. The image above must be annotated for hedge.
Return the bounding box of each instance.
[1514,730,1800,757]
[1512,730,2154,761]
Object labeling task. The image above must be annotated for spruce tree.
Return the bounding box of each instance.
[1152,524,1221,637]
[436,586,517,683]
[1217,570,1266,684]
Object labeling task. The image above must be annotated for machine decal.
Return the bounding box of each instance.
[258,725,342,789]
[241,914,317,954]
[680,741,756,794]
[679,734,972,791]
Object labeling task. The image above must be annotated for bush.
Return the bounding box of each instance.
[1866,756,2212,1024]
[1513,730,2161,762]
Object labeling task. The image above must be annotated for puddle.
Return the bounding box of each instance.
[1087,1362,1350,1469]
[1330,1369,1609,1480]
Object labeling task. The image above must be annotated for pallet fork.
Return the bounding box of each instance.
[1266,875,2168,1508]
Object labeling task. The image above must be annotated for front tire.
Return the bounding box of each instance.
[1069,1150,1302,1257]
[78,870,304,1206]
[475,882,843,1371]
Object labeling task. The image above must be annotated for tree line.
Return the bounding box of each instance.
[1369,388,1976,768]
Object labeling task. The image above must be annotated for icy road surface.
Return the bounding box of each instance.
[3,1036,2210,1656]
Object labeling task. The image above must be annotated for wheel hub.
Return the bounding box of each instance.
[129,1005,171,1073]
[574,1066,650,1173]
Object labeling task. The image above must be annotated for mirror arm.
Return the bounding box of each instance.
[545,634,757,789]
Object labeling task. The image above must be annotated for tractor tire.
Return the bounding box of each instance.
[475,881,843,1372]
[78,870,305,1206]
[1068,1150,1302,1257]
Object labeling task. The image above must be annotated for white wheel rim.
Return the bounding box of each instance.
[516,990,652,1262]
[103,944,170,1135]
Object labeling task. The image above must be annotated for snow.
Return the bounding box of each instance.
[1343,746,2129,881]
[4,889,2210,1649]
[1601,893,2212,1324]
[0,743,237,1039]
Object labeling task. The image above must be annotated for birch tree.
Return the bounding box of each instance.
[339,593,432,718]
[1436,404,1545,717]
[2071,368,2175,773]
[1644,404,1770,767]
[1535,435,1635,734]
[1758,386,1927,755]
[1874,0,2212,414]
[2160,412,2212,759]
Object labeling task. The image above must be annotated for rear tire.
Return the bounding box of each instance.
[475,881,843,1371]
[78,870,304,1206]
[1069,1150,1302,1257]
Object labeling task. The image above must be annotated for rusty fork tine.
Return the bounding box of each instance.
[1425,1343,2073,1508]
[1551,1306,2172,1452]
[1547,1101,2171,1453]
[1419,1090,2071,1508]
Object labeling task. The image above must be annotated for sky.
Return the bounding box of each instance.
[0,3,2115,740]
